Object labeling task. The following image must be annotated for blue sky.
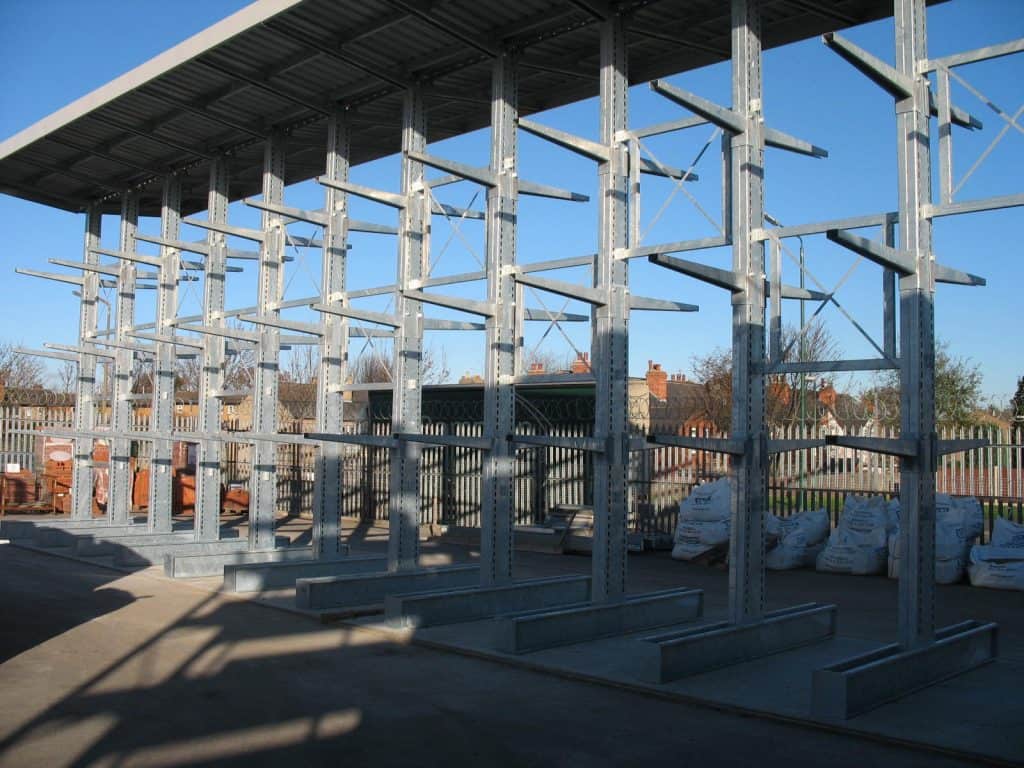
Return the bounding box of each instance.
[0,1,1021,401]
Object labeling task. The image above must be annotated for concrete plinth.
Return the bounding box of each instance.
[115,537,261,566]
[811,619,998,720]
[296,565,481,610]
[385,576,592,628]
[77,531,198,557]
[640,603,838,683]
[31,524,150,547]
[165,544,330,578]
[223,553,383,592]
[497,588,704,654]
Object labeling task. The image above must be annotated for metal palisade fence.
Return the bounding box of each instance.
[3,399,1021,540]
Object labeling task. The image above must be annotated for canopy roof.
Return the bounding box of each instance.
[0,0,907,216]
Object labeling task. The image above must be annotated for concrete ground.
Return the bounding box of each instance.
[0,534,993,768]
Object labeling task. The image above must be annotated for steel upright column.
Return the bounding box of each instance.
[148,175,181,533]
[388,87,427,571]
[71,204,102,520]
[591,16,631,603]
[481,53,519,586]
[313,109,351,559]
[895,0,937,650]
[249,131,287,552]
[107,190,139,526]
[195,158,230,542]
[727,0,767,626]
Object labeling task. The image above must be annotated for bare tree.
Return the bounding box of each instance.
[349,342,450,384]
[691,319,840,431]
[0,341,45,390]
[284,346,319,384]
[171,322,258,393]
[52,361,77,394]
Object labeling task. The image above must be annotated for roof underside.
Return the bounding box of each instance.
[0,0,908,216]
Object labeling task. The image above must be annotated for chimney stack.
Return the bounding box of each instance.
[646,360,668,400]
[570,352,590,374]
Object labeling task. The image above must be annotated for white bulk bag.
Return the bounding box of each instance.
[968,543,1024,591]
[765,508,830,571]
[672,479,733,561]
[816,495,893,575]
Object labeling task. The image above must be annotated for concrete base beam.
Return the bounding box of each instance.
[77,531,199,557]
[115,537,276,566]
[640,603,838,683]
[385,575,592,628]
[811,619,998,720]
[496,588,704,654]
[31,524,152,547]
[296,565,481,610]
[223,554,383,592]
[1,518,158,541]
[165,544,332,578]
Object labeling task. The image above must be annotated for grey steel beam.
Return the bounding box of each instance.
[249,131,287,552]
[727,0,767,626]
[195,158,230,543]
[590,14,630,604]
[481,51,519,587]
[389,86,427,571]
[71,205,101,521]
[895,0,936,652]
[70,207,101,524]
[147,175,182,533]
[107,190,140,526]
[313,107,351,560]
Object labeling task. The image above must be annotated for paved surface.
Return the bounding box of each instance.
[0,541,985,768]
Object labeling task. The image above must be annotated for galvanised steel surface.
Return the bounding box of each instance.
[591,15,632,604]
[107,191,139,526]
[195,158,230,543]
[388,88,427,572]
[249,133,287,552]
[70,205,101,521]
[726,0,767,625]
[147,175,181,534]
[480,53,519,587]
[894,0,937,650]
[312,108,350,560]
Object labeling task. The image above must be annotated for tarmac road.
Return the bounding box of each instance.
[0,543,979,768]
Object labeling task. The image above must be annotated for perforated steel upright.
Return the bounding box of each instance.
[388,87,427,571]
[313,109,351,559]
[591,16,631,604]
[249,132,287,552]
[195,158,230,543]
[147,175,181,533]
[727,0,767,625]
[480,53,519,587]
[107,190,139,526]
[70,204,102,520]
[894,0,937,650]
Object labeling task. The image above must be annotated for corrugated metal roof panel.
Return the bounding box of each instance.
[0,0,916,215]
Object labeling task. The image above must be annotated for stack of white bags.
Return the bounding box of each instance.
[766,508,830,570]
[671,478,731,561]
[671,479,832,568]
[968,517,1024,591]
[886,495,983,584]
[816,495,898,575]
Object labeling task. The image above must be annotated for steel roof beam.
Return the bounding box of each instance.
[139,87,268,138]
[388,0,499,57]
[194,58,330,115]
[260,20,411,89]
